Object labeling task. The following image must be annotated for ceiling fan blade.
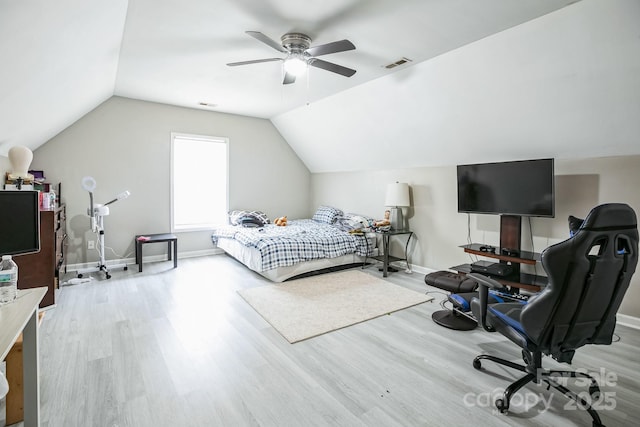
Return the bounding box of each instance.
[246,31,287,53]
[227,58,282,67]
[283,72,296,85]
[305,39,355,57]
[309,59,356,77]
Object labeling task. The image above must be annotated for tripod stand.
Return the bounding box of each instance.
[76,177,130,280]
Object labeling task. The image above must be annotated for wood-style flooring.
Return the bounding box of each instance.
[27,255,640,426]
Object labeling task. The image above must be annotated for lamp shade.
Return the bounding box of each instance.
[385,182,410,207]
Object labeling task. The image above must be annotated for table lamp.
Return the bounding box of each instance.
[385,182,410,230]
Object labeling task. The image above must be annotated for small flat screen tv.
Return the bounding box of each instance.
[0,190,41,256]
[457,158,555,217]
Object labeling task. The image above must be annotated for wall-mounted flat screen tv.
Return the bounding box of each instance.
[0,190,41,256]
[457,158,555,217]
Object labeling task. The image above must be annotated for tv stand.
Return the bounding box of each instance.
[452,215,547,291]
[500,215,521,256]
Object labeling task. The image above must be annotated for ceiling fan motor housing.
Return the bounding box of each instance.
[281,33,312,53]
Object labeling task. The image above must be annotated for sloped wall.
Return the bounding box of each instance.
[273,0,640,173]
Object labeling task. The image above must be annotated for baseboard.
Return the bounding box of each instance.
[616,314,640,330]
[65,248,224,275]
[387,261,439,276]
[180,248,225,259]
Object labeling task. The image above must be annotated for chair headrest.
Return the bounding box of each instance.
[579,203,637,232]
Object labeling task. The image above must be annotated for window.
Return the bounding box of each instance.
[171,133,228,231]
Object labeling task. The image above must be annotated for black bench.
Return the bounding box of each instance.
[135,233,178,272]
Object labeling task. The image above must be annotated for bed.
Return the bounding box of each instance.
[211,207,376,282]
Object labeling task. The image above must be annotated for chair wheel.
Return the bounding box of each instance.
[124,266,128,271]
[473,359,482,370]
[77,274,83,279]
[106,274,111,279]
[495,398,509,413]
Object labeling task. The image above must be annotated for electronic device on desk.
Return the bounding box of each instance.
[490,289,530,302]
[501,248,520,257]
[479,245,495,253]
[471,260,513,277]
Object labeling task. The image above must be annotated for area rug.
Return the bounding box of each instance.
[238,269,433,343]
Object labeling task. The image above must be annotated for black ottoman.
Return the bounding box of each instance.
[425,271,478,330]
[425,270,478,293]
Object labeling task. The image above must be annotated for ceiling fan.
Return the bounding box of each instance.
[227,31,356,85]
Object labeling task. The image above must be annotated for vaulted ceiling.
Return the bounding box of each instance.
[2,0,639,172]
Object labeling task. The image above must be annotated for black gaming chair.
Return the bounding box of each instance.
[468,203,638,427]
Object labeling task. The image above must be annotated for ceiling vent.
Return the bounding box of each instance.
[384,57,412,69]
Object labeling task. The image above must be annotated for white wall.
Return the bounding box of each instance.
[30,96,310,266]
[0,157,10,176]
[311,155,640,318]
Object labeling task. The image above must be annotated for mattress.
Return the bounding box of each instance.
[217,237,366,282]
[212,219,374,282]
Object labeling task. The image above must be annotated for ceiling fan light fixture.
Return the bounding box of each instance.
[283,54,308,76]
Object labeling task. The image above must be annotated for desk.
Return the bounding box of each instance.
[453,243,546,292]
[135,233,178,272]
[1,287,47,427]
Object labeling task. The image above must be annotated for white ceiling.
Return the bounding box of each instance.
[114,0,577,118]
[2,0,639,173]
[1,0,576,156]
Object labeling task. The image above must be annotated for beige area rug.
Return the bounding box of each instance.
[238,269,434,343]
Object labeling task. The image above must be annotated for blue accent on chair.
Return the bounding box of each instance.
[449,294,470,311]
[488,306,526,335]
[489,294,504,304]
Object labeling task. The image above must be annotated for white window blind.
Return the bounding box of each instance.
[171,133,228,231]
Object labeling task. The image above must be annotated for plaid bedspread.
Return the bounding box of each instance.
[211,219,370,271]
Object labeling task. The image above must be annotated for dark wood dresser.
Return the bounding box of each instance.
[15,205,66,308]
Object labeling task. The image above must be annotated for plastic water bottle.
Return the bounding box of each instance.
[0,255,18,304]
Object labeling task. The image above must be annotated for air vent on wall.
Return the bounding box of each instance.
[384,57,412,69]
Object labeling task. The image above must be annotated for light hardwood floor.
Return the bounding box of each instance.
[29,255,640,426]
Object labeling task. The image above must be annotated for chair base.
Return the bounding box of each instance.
[473,352,605,426]
[432,309,477,330]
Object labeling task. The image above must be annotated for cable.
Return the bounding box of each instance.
[528,217,538,277]
[425,290,449,299]
[105,245,132,260]
[467,213,477,263]
[528,217,535,254]
[423,290,452,309]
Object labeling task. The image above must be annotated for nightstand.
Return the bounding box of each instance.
[366,229,413,277]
